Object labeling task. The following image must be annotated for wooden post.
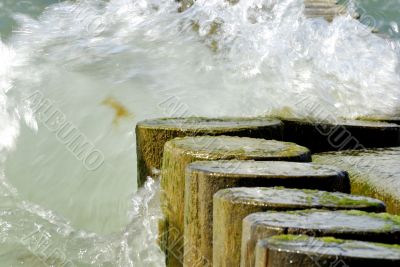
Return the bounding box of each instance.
[313,147,400,215]
[160,136,310,267]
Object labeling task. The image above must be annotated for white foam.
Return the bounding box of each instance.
[0,41,20,155]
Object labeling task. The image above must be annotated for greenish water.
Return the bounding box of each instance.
[0,0,62,39]
[1,0,399,39]
[355,0,400,39]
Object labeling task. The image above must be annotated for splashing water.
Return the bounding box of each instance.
[0,0,399,265]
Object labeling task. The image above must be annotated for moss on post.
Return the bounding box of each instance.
[255,235,400,267]
[160,136,310,267]
[136,117,283,187]
[211,187,385,267]
[241,210,400,267]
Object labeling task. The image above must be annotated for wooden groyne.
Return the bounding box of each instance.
[135,116,400,267]
[160,136,310,267]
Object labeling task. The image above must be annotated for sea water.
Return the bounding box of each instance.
[0,0,399,266]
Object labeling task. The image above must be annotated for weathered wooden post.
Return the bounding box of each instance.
[212,187,385,267]
[160,136,311,267]
[255,235,400,267]
[313,147,400,215]
[136,117,283,187]
[241,210,400,267]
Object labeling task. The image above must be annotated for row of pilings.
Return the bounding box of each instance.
[136,116,400,267]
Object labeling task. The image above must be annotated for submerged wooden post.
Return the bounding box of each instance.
[279,118,400,153]
[255,235,400,267]
[241,210,400,267]
[160,136,311,267]
[136,117,283,187]
[184,160,354,267]
[212,187,385,267]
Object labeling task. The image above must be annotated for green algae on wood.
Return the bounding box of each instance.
[136,116,283,187]
[313,147,400,215]
[255,235,400,267]
[241,210,400,267]
[160,136,310,267]
[279,117,400,153]
[184,161,354,267]
[211,187,385,267]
